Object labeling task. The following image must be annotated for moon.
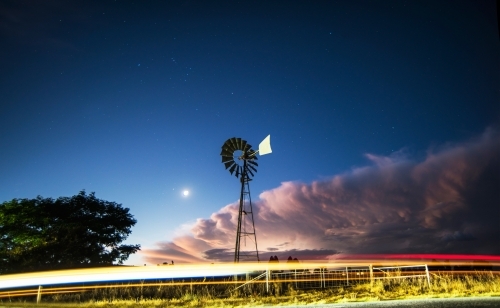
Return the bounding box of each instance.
[182,190,189,197]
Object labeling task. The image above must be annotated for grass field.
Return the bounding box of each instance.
[1,271,499,307]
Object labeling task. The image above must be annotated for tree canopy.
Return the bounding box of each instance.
[0,191,140,274]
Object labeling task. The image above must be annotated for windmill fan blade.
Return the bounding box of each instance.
[235,166,240,178]
[230,137,238,150]
[235,137,242,150]
[244,144,252,152]
[258,134,272,155]
[223,139,235,151]
[247,167,254,177]
[241,139,248,151]
[222,156,233,163]
[220,147,229,154]
[248,165,257,173]
[229,164,237,175]
[224,161,234,170]
[248,160,258,167]
[221,148,233,156]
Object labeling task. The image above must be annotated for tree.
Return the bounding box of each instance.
[0,191,140,274]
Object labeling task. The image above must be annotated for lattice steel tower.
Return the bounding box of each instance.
[220,135,272,263]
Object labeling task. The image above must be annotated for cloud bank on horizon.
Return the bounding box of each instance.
[142,128,500,263]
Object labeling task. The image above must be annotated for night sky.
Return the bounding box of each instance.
[1,1,499,265]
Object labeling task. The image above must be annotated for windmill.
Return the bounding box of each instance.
[220,135,272,263]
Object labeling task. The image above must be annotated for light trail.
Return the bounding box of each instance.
[1,268,498,300]
[0,254,498,292]
[0,263,250,289]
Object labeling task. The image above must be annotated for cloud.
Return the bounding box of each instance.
[141,236,209,264]
[140,127,500,263]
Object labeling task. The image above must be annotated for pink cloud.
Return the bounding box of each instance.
[140,127,500,263]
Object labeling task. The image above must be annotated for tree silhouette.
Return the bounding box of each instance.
[0,191,140,274]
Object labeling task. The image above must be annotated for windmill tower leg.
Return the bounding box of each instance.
[234,169,244,263]
[234,159,260,263]
[244,173,260,262]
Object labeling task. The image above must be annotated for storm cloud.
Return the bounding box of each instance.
[141,128,500,264]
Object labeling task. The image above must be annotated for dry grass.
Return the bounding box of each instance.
[1,272,499,307]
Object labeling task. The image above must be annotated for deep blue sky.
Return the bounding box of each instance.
[0,1,498,264]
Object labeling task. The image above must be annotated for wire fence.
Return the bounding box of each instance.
[239,264,431,291]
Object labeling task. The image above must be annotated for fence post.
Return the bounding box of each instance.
[346,267,349,286]
[425,264,431,288]
[246,272,249,293]
[321,269,325,288]
[36,286,42,304]
[294,269,297,289]
[266,268,269,293]
[369,264,374,289]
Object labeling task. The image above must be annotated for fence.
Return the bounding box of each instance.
[372,264,431,286]
[234,264,430,292]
